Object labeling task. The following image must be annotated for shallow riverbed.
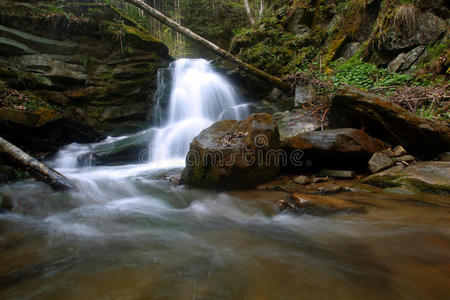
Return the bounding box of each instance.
[1,164,449,299]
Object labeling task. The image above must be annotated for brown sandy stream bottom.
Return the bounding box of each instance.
[0,166,449,299]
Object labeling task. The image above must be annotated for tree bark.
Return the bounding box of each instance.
[243,0,255,25]
[0,137,75,191]
[125,0,290,91]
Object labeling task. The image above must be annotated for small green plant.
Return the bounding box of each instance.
[79,55,89,66]
[417,102,435,119]
[331,54,412,89]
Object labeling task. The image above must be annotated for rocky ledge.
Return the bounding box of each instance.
[0,1,171,153]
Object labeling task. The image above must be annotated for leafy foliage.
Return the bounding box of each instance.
[331,54,412,89]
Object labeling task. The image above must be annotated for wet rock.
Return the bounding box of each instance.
[290,193,366,216]
[182,113,281,189]
[316,183,344,195]
[438,152,450,162]
[312,177,329,184]
[165,175,183,185]
[393,145,407,157]
[362,162,450,194]
[383,185,421,196]
[282,128,386,169]
[319,169,355,179]
[293,175,311,185]
[329,87,450,156]
[88,129,155,165]
[276,199,295,212]
[273,109,322,141]
[392,155,415,163]
[368,152,394,173]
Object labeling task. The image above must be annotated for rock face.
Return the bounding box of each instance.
[0,1,171,152]
[329,87,450,156]
[381,11,447,52]
[182,114,281,189]
[282,128,386,169]
[362,162,450,194]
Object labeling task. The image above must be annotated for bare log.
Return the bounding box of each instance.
[125,0,290,91]
[0,137,75,190]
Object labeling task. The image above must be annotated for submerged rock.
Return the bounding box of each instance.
[362,162,450,194]
[289,193,366,216]
[182,113,281,189]
[329,87,450,156]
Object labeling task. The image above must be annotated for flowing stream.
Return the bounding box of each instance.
[0,59,449,299]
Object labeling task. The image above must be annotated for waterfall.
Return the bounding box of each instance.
[50,58,250,169]
[149,58,249,164]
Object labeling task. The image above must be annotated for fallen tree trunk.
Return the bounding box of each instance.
[0,137,75,190]
[125,0,290,92]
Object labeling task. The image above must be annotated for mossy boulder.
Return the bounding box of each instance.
[182,113,281,189]
[362,162,450,194]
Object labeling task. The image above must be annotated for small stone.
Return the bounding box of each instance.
[165,175,182,185]
[275,200,295,212]
[319,169,355,178]
[368,152,394,173]
[438,152,450,162]
[317,184,344,195]
[392,155,415,163]
[393,145,407,157]
[312,177,329,184]
[293,175,311,185]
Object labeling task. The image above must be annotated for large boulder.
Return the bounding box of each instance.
[381,11,447,52]
[282,128,386,169]
[329,87,450,156]
[362,162,450,194]
[182,113,281,189]
[0,1,171,152]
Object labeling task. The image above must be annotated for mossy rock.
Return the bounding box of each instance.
[363,162,450,194]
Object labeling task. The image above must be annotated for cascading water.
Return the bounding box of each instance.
[149,58,249,164]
